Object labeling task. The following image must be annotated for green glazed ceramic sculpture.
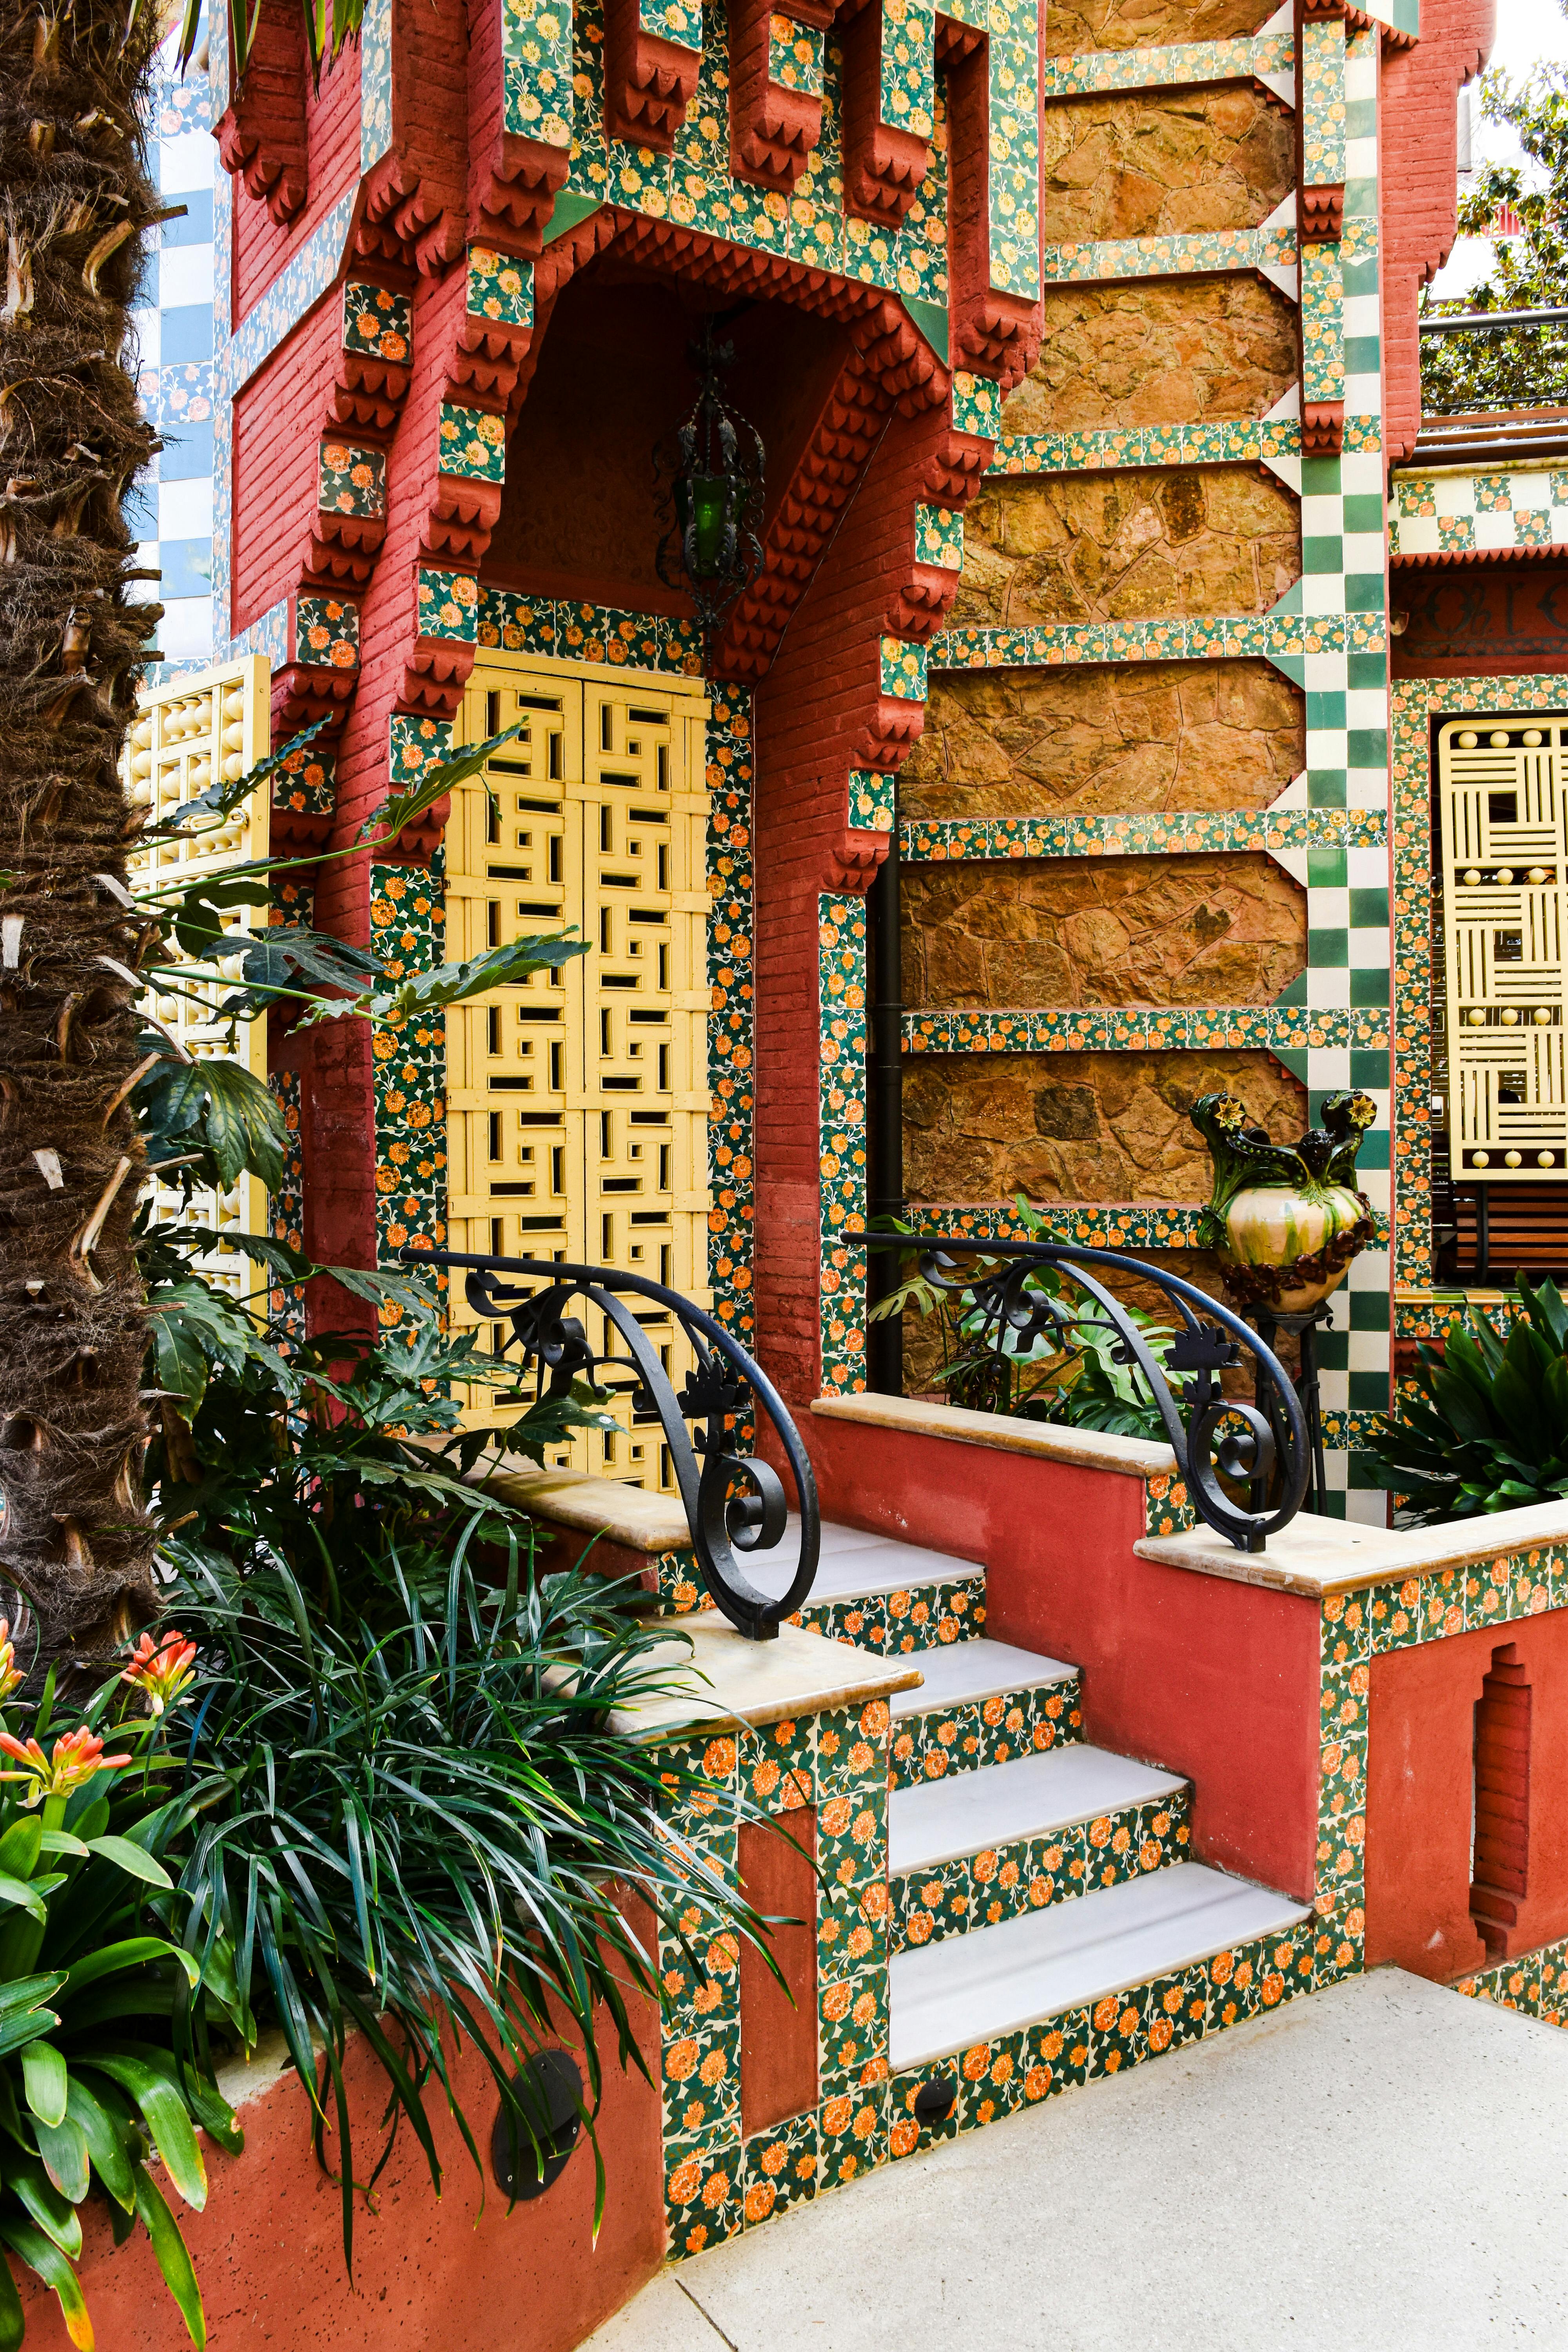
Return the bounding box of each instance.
[1190,1091,1378,1314]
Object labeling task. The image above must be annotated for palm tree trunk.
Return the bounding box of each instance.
[0,0,163,1680]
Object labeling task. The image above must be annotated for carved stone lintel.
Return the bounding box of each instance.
[1302,399,1345,456]
[1299,183,1346,243]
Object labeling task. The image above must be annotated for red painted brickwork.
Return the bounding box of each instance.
[1380,0,1495,467]
[231,41,362,322]
[231,300,345,638]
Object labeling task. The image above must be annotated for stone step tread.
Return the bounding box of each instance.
[892,1637,1077,1720]
[889,1745,1188,1877]
[889,1862,1310,2073]
[747,1517,983,1604]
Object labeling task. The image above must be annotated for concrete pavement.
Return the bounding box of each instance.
[583,1970,1568,2350]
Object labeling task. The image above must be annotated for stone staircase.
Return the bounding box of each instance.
[767,1517,1314,2124]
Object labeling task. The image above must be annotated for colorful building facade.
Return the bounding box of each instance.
[148,0,1505,1515]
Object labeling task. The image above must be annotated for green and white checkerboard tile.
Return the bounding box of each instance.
[1389,462,1568,559]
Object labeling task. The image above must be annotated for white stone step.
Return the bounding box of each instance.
[746,1516,984,1604]
[890,1635,1077,1720]
[889,1745,1187,1877]
[889,1862,1310,2071]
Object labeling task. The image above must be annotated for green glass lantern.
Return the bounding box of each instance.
[656,321,765,655]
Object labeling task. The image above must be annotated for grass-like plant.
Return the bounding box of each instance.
[1363,1276,1568,1523]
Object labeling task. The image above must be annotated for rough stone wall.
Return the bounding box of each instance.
[955,466,1300,628]
[1011,282,1297,434]
[903,853,1305,1008]
[1041,89,1292,241]
[1047,0,1272,56]
[901,658,1304,820]
[904,1048,1306,1203]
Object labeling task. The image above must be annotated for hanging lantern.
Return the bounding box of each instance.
[655,318,766,658]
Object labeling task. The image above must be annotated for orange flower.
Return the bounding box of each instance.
[889,2116,918,2158]
[1092,1996,1118,2033]
[1148,2017,1173,2054]
[821,2095,852,2135]
[698,2049,728,2087]
[744,2183,775,2224]
[0,1726,131,1806]
[667,2158,701,2204]
[121,1629,196,1719]
[664,2038,699,2082]
[0,1620,25,1705]
[1023,2065,1051,2102]
[759,2141,788,2178]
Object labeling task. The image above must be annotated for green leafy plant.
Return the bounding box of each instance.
[1421,64,1568,414]
[0,1646,249,2351]
[140,1255,785,2270]
[1363,1276,1568,1523]
[870,1200,1178,1442]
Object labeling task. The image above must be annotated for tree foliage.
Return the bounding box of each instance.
[1421,63,1568,414]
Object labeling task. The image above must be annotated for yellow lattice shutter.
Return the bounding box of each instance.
[123,657,272,1300]
[1439,714,1568,1181]
[448,654,711,1489]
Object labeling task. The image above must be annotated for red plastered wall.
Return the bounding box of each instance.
[799,1414,1324,1902]
[1380,0,1495,466]
[1366,1609,1568,1977]
[231,42,363,323]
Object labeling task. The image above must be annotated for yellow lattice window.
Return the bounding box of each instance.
[122,656,273,1299]
[447,654,712,1488]
[1439,715,1568,1181]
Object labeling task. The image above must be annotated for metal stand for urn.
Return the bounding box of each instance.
[1249,1301,1332,1517]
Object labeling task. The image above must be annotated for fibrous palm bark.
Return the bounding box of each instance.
[0,0,163,1676]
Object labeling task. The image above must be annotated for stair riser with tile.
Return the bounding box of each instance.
[890,1676,1082,1791]
[793,1573,987,1655]
[890,1789,1191,1953]
[882,1917,1324,2163]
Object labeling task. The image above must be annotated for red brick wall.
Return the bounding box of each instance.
[751,400,946,1406]
[230,301,341,638]
[1380,0,1496,466]
[231,42,362,324]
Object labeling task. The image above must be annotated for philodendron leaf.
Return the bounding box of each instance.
[22,2043,68,2129]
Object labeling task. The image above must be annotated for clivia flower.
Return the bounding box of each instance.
[0,1620,25,1706]
[0,1727,132,1808]
[121,1630,198,1720]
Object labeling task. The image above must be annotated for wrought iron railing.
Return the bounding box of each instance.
[400,1247,820,1641]
[873,1236,1310,1553]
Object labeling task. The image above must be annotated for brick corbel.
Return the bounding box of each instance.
[943,27,1042,384]
[728,0,836,192]
[823,830,892,891]
[603,0,704,148]
[1302,398,1345,455]
[1299,183,1346,241]
[215,0,309,224]
[357,0,470,273]
[839,0,933,226]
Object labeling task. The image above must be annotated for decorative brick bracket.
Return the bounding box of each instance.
[215,0,309,224]
[840,0,933,226]
[1302,399,1345,455]
[604,0,705,147]
[729,0,837,192]
[1299,183,1345,241]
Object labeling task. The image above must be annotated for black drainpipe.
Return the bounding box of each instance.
[866,800,904,1394]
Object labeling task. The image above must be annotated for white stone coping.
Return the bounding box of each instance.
[811,1392,1176,1480]
[1134,1501,1568,1601]
[582,1617,924,1743]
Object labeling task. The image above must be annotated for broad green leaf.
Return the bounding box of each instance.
[61,1939,201,2002]
[0,2216,91,2347]
[78,2060,206,2211]
[65,2079,135,2212]
[22,2044,67,2129]
[0,2011,60,2062]
[31,2114,89,2207]
[133,2165,206,2350]
[37,1833,89,1860]
[6,2156,82,2256]
[0,2249,23,2352]
[0,1976,65,2019]
[0,1822,40,1882]
[84,1839,173,1891]
[355,722,522,847]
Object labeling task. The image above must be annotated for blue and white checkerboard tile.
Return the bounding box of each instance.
[132,42,217,669]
